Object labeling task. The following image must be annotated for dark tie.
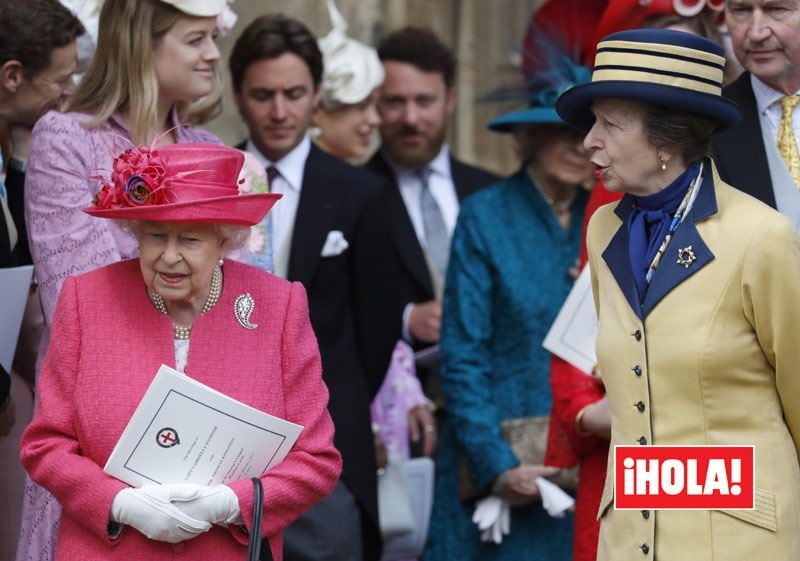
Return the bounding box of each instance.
[418,167,449,279]
[266,166,279,192]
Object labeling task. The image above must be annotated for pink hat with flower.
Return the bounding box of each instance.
[84,142,280,226]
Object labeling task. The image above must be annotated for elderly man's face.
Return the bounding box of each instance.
[5,41,78,126]
[725,0,800,93]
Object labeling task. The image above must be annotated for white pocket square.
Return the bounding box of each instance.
[321,230,349,257]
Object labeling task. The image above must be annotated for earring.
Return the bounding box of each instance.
[659,155,667,171]
[218,258,224,267]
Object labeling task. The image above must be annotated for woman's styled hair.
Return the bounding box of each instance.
[642,104,719,164]
[65,0,222,145]
[643,12,721,44]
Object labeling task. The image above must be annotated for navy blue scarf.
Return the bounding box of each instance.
[627,162,701,303]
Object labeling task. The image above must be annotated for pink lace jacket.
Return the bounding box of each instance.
[24,109,220,323]
[371,340,429,460]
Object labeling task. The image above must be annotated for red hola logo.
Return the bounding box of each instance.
[614,446,754,509]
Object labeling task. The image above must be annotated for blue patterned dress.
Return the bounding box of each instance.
[423,168,587,561]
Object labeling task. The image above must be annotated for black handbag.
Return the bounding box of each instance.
[249,477,273,561]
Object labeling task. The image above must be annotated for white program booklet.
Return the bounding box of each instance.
[543,264,598,375]
[104,364,303,487]
[0,265,34,372]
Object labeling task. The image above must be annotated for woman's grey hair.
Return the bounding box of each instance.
[121,221,251,255]
[215,223,250,253]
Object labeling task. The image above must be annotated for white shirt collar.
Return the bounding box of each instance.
[245,135,312,192]
[751,74,800,115]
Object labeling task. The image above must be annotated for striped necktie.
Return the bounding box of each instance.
[419,167,449,279]
[778,96,800,187]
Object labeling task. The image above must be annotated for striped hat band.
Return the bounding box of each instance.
[592,39,725,96]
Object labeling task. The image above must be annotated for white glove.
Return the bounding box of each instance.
[472,495,511,544]
[110,484,212,543]
[535,477,575,518]
[173,484,242,526]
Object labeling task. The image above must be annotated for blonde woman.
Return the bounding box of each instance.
[312,0,384,162]
[17,1,227,560]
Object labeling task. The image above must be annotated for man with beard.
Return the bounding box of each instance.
[365,27,498,413]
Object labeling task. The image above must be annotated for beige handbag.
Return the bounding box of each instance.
[458,415,578,501]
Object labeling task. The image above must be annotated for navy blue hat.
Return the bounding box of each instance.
[556,28,741,132]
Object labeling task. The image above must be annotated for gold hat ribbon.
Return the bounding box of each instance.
[592,39,725,96]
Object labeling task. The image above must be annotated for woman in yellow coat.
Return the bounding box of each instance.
[556,29,800,561]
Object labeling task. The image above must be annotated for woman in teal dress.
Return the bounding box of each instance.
[422,40,594,561]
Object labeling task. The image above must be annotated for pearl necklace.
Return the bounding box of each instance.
[149,266,223,340]
[527,167,577,215]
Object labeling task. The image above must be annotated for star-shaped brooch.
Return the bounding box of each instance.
[676,245,696,269]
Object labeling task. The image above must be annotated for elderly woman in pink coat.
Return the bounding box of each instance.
[19,142,342,561]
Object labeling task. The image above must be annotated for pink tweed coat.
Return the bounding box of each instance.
[20,259,342,561]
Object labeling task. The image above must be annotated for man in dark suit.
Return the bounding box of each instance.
[229,15,399,561]
[712,0,800,222]
[364,27,498,419]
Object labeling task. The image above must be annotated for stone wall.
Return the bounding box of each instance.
[208,0,543,175]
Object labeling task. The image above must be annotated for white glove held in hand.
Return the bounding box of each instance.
[173,484,242,526]
[472,495,511,544]
[535,476,575,518]
[110,484,212,543]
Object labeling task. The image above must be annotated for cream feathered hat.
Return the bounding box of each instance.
[317,0,384,108]
[159,0,227,17]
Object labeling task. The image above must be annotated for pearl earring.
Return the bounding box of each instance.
[218,258,224,267]
[659,155,667,171]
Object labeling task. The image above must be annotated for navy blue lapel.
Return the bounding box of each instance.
[640,167,718,317]
[602,195,642,318]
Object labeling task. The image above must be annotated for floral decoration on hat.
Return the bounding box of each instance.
[92,145,170,209]
[90,134,207,211]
